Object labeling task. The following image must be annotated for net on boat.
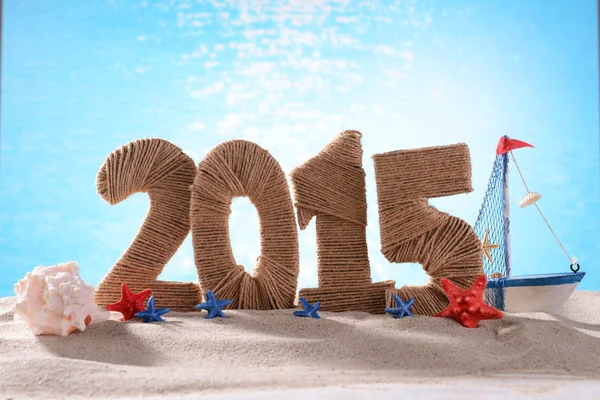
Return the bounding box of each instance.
[473,152,511,309]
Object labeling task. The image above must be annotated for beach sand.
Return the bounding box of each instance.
[1,292,599,399]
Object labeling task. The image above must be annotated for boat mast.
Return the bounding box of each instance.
[502,153,512,277]
[508,150,573,264]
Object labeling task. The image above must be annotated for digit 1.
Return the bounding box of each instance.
[372,143,484,316]
[291,130,395,313]
[94,138,202,311]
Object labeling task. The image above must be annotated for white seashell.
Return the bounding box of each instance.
[12,261,109,336]
[519,192,542,208]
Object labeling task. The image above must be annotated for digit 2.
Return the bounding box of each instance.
[94,138,202,311]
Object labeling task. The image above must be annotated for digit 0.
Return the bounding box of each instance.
[94,138,202,311]
[190,140,299,309]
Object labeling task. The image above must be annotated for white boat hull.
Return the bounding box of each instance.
[485,272,586,314]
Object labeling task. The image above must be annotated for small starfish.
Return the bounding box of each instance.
[294,298,320,319]
[385,293,415,319]
[435,275,503,328]
[134,296,170,323]
[106,283,152,321]
[482,229,500,263]
[195,290,232,319]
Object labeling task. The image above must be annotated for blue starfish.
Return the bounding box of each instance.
[195,290,233,319]
[385,293,415,319]
[134,296,171,323]
[294,298,321,319]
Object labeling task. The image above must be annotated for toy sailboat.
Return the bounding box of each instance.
[474,136,585,314]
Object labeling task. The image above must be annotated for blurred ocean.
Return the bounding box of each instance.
[1,0,598,296]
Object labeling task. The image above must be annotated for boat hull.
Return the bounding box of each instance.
[485,272,586,314]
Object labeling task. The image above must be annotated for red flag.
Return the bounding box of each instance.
[496,136,534,155]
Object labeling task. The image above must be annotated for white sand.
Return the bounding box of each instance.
[1,292,600,399]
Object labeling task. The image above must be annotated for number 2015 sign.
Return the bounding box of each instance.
[94,131,483,316]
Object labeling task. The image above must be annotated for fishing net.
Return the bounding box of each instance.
[473,153,511,309]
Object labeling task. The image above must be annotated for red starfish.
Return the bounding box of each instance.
[106,283,152,321]
[435,275,503,328]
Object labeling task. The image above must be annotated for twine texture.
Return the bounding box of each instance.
[373,143,484,315]
[94,138,202,311]
[190,140,299,309]
[292,130,395,313]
